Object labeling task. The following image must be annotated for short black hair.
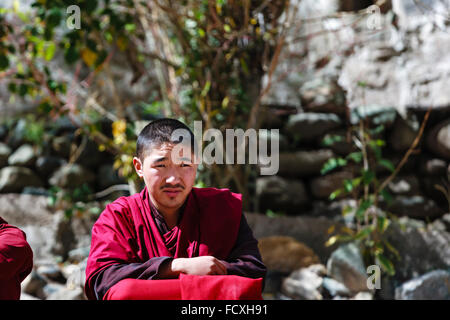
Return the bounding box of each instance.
[136,118,196,161]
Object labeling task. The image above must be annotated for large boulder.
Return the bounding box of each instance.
[35,156,66,179]
[395,270,450,300]
[0,166,43,193]
[8,144,38,167]
[245,212,343,263]
[426,119,450,160]
[299,78,347,115]
[310,170,353,199]
[286,113,342,142]
[326,242,369,293]
[388,116,419,152]
[255,176,308,214]
[278,149,334,177]
[387,195,445,219]
[258,236,320,274]
[281,265,326,300]
[384,217,450,283]
[49,163,95,189]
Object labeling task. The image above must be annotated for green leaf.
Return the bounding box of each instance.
[0,53,9,70]
[354,226,373,240]
[322,134,343,146]
[343,179,353,193]
[379,158,395,172]
[321,157,347,175]
[44,42,56,61]
[377,216,390,233]
[384,240,400,260]
[346,152,362,163]
[362,169,375,185]
[201,81,211,97]
[329,188,343,200]
[356,199,372,220]
[376,253,395,276]
[380,189,393,205]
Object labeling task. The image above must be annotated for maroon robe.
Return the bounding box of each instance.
[0,217,33,300]
[85,187,266,300]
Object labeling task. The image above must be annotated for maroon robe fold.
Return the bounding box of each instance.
[0,217,33,300]
[85,187,254,300]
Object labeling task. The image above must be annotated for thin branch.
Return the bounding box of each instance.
[377,107,432,194]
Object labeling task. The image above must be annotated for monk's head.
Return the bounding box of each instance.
[133,118,198,215]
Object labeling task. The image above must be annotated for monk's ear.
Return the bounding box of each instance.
[133,157,144,178]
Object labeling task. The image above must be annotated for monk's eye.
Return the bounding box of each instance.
[181,163,191,167]
[154,164,166,168]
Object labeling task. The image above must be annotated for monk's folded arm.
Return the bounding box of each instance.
[92,256,174,300]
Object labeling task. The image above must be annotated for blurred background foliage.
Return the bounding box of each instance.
[0,0,291,206]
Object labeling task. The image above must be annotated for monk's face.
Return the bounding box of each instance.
[133,142,197,215]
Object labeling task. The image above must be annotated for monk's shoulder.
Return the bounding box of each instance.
[193,187,242,212]
[95,193,138,226]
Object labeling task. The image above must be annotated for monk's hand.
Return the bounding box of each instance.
[172,256,228,276]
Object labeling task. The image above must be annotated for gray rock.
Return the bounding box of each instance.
[383,217,450,284]
[43,282,66,299]
[322,277,351,297]
[441,213,450,232]
[395,270,450,300]
[326,242,369,292]
[63,260,87,291]
[321,130,354,156]
[387,195,445,219]
[286,113,342,142]
[281,267,324,300]
[0,166,44,193]
[49,163,95,189]
[0,142,12,168]
[75,139,109,169]
[0,142,12,169]
[22,187,50,196]
[20,293,41,300]
[420,158,447,176]
[8,144,38,167]
[278,149,334,177]
[426,119,450,160]
[97,164,126,190]
[255,176,308,214]
[52,135,73,158]
[258,236,320,274]
[350,105,397,127]
[68,246,90,263]
[310,170,353,200]
[35,156,66,179]
[387,175,421,196]
[7,119,26,149]
[51,211,76,260]
[300,78,347,114]
[37,264,66,283]
[21,271,48,300]
[388,116,419,152]
[245,212,344,264]
[46,287,86,300]
[351,292,373,300]
[257,129,289,152]
[0,124,7,141]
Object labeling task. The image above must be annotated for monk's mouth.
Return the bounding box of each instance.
[163,189,182,197]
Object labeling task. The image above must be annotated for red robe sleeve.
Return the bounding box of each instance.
[0,217,33,300]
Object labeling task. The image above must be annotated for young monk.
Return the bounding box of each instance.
[0,217,33,300]
[85,118,266,300]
